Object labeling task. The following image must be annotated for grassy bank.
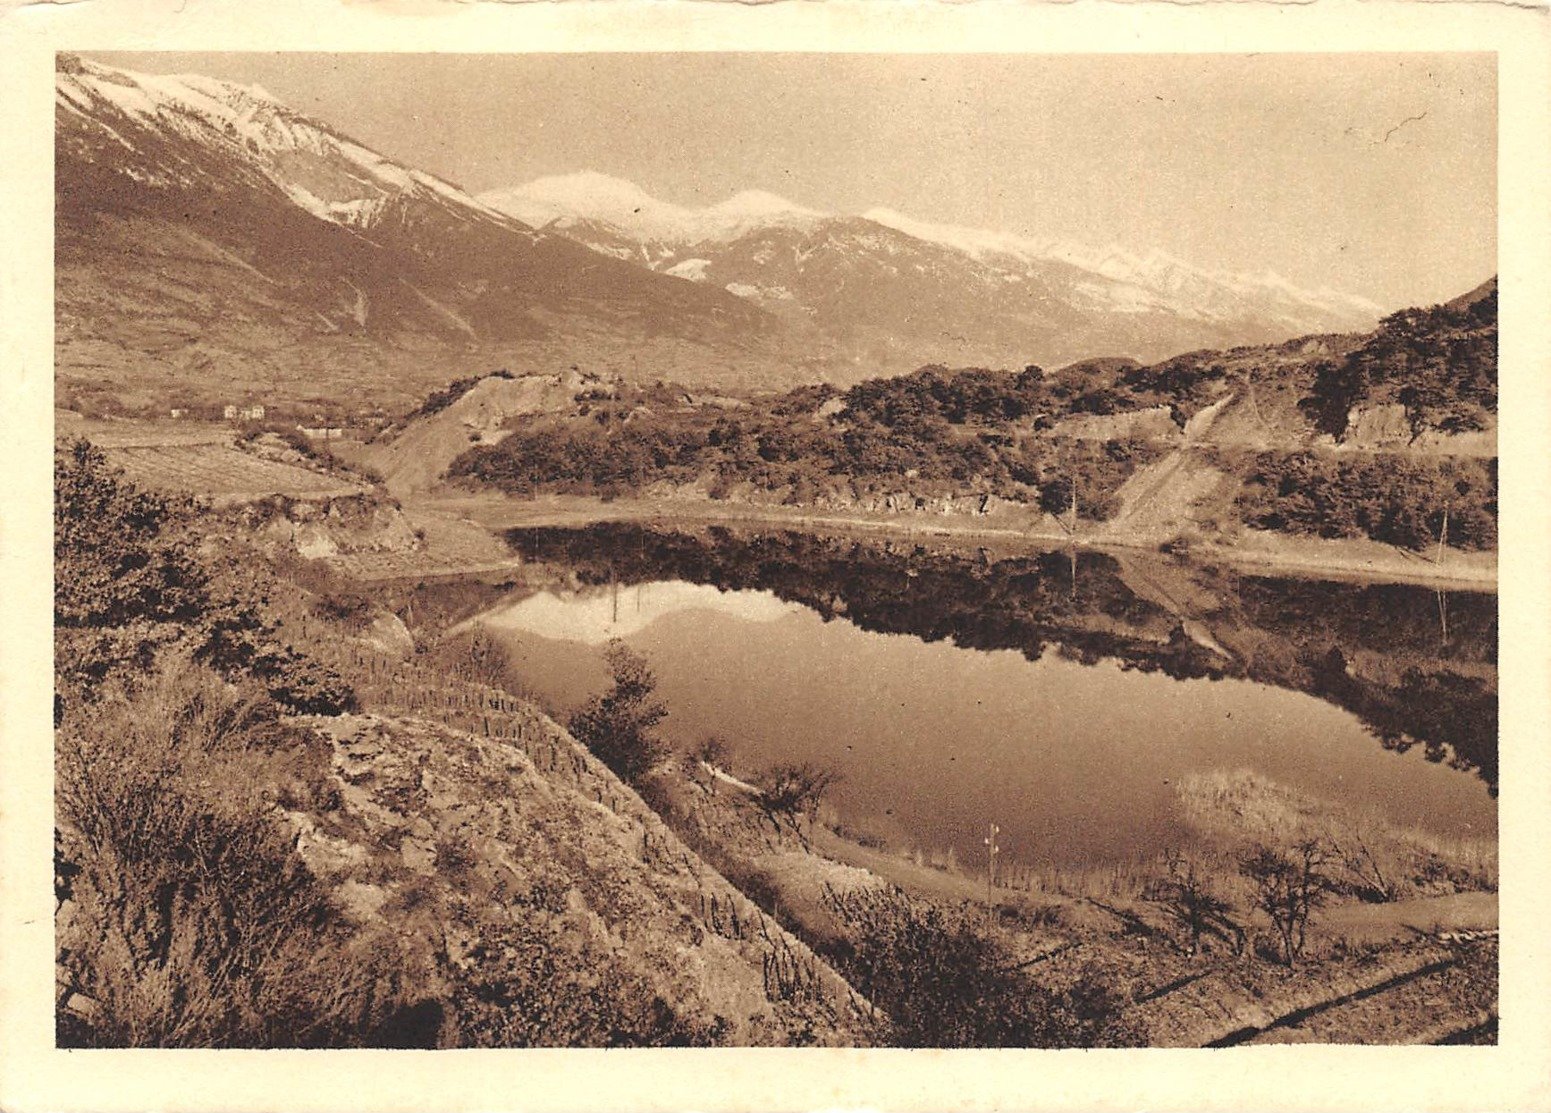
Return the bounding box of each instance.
[638,746,1496,1046]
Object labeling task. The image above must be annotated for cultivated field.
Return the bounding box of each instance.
[59,414,368,504]
[105,443,365,504]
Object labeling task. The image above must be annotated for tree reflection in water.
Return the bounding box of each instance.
[500,523,1497,796]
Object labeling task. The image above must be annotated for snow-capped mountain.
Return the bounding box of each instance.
[482,172,829,248]
[56,52,1387,409]
[858,208,1381,329]
[480,175,1383,369]
[56,54,522,233]
[54,55,775,407]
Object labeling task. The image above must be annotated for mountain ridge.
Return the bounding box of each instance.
[477,173,1385,339]
[58,53,1397,408]
[55,54,787,411]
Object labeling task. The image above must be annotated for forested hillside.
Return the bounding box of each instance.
[438,281,1497,554]
[446,367,1166,520]
[1300,279,1497,440]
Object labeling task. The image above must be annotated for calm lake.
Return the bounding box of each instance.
[452,524,1497,872]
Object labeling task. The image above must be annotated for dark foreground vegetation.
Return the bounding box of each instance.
[54,443,721,1047]
[55,442,371,1046]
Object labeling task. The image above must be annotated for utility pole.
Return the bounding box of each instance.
[984,822,1001,920]
[1436,505,1450,566]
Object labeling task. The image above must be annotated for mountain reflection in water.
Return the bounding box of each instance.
[462,524,1496,868]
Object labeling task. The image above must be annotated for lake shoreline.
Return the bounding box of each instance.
[409,490,1498,591]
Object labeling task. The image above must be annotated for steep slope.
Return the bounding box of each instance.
[276,695,873,1046]
[54,56,778,412]
[480,175,1384,372]
[370,370,595,495]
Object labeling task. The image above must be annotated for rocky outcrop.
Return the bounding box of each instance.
[1330,404,1497,457]
[1052,405,1181,444]
[247,495,423,560]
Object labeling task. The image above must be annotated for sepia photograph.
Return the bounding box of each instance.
[6,2,1551,1109]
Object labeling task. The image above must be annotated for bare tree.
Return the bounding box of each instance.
[1149,849,1242,956]
[759,762,842,835]
[1239,839,1334,966]
[1336,826,1398,904]
[691,735,730,794]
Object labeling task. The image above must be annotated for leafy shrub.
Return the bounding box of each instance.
[55,659,383,1047]
[821,887,1136,1047]
[250,644,358,714]
[445,913,715,1047]
[567,640,669,785]
[759,762,841,822]
[55,439,356,714]
[55,440,208,691]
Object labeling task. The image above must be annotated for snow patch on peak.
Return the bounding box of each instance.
[711,190,824,218]
[60,56,517,236]
[665,258,712,283]
[482,173,694,242]
[514,171,663,215]
[861,207,1035,262]
[481,174,829,246]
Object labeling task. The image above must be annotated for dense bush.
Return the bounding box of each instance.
[445,913,715,1047]
[55,439,355,713]
[821,887,1136,1047]
[1231,450,1496,551]
[567,640,669,785]
[55,439,209,688]
[54,659,387,1047]
[759,763,842,824]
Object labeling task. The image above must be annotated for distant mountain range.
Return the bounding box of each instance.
[54,54,774,410]
[479,172,1384,372]
[55,54,1388,409]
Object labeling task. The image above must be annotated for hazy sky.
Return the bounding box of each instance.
[88,51,1496,311]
